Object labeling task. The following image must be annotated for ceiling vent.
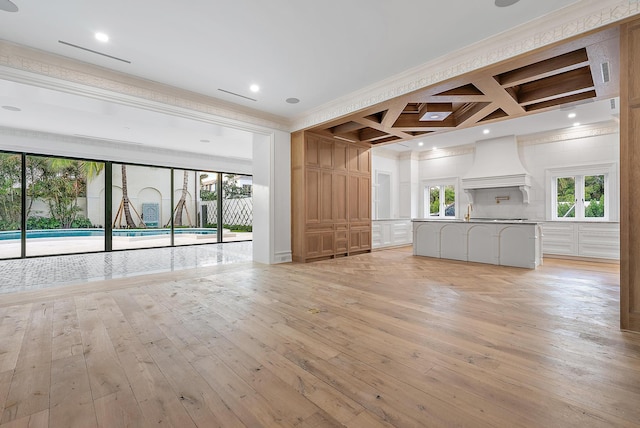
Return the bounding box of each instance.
[601,62,610,83]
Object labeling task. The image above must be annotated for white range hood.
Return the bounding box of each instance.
[461,135,532,203]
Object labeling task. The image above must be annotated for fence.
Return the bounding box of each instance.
[200,197,252,227]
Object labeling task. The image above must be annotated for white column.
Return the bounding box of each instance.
[252,130,291,264]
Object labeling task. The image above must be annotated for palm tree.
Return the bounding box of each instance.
[120,164,137,228]
[173,170,191,226]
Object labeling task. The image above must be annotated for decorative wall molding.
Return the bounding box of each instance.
[419,145,475,161]
[291,0,639,131]
[518,120,619,146]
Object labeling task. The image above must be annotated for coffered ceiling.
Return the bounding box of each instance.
[308,27,620,146]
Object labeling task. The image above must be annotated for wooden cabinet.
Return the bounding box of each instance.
[292,131,372,262]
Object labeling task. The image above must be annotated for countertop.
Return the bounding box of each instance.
[412,218,542,225]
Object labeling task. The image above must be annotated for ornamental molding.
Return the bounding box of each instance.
[419,146,475,161]
[0,126,252,169]
[518,120,619,146]
[291,0,639,131]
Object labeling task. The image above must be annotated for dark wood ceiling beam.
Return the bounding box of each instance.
[497,49,589,87]
[473,76,526,116]
[358,128,388,141]
[411,94,490,103]
[393,127,457,132]
[355,117,414,141]
[392,113,456,128]
[520,88,596,108]
[517,66,594,105]
[330,121,366,135]
[454,102,495,126]
[418,103,453,120]
[381,100,408,127]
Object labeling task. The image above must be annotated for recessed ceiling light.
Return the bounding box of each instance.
[200,139,211,143]
[249,84,260,93]
[95,32,109,43]
[418,142,424,146]
[286,97,300,104]
[568,112,577,119]
[433,146,438,150]
[573,122,581,127]
[1,105,21,112]
[0,0,19,12]
[429,114,440,119]
[483,129,490,135]
[495,0,520,7]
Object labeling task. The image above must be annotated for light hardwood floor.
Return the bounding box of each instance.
[0,247,638,427]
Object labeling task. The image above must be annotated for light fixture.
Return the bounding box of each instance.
[1,105,21,112]
[432,146,438,150]
[495,0,520,7]
[286,97,300,104]
[249,84,260,93]
[0,0,18,12]
[568,112,577,119]
[429,114,440,120]
[200,139,210,143]
[95,32,109,43]
[418,142,424,147]
[483,129,490,135]
[573,122,581,127]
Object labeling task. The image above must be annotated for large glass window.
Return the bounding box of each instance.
[553,173,607,221]
[0,150,252,258]
[0,152,22,259]
[424,183,456,218]
[196,171,219,243]
[112,164,170,250]
[223,174,253,242]
[25,156,105,257]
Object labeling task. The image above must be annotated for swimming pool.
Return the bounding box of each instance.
[0,228,217,240]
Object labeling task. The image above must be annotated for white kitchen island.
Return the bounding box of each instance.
[412,219,543,269]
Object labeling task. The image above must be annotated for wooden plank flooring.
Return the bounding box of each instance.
[0,247,638,427]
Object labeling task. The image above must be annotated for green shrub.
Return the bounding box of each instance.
[27,217,60,230]
[71,216,93,228]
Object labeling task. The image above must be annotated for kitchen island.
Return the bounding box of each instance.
[412,219,543,269]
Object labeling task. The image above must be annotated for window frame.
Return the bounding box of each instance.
[546,163,617,222]
[422,178,458,219]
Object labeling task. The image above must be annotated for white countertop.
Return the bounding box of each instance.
[412,218,542,225]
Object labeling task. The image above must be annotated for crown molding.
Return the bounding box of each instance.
[291,0,639,131]
[518,120,619,146]
[0,41,290,133]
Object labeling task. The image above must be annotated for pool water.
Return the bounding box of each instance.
[0,228,217,240]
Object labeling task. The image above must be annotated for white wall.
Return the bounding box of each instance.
[371,149,400,219]
[414,126,619,221]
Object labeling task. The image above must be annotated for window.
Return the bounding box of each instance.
[424,182,456,218]
[548,164,615,221]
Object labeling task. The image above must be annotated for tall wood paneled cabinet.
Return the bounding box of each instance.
[291,131,372,262]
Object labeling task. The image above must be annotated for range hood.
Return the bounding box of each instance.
[461,135,532,204]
